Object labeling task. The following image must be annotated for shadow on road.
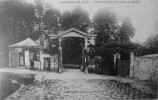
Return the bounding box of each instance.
[0,72,35,100]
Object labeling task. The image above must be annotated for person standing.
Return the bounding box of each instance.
[30,59,34,70]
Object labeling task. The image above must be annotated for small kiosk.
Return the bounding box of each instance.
[8,38,42,69]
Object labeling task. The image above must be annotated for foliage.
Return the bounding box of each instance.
[49,38,59,55]
[0,0,35,46]
[93,8,118,47]
[135,34,158,55]
[87,44,95,59]
[92,8,136,67]
[96,42,142,66]
[96,40,157,66]
[43,36,59,55]
[43,8,61,34]
[133,44,157,56]
[144,34,158,50]
[117,18,135,43]
[93,8,136,47]
[61,6,90,32]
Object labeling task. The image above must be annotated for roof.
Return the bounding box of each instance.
[49,28,97,38]
[9,38,42,49]
[58,28,88,36]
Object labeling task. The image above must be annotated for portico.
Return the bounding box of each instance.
[49,28,96,72]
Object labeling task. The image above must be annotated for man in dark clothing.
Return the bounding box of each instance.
[30,59,34,70]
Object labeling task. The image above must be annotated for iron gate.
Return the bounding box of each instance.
[117,58,130,77]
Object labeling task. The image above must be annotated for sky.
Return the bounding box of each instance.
[27,0,158,43]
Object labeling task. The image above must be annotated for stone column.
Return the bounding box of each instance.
[81,46,84,71]
[84,47,88,74]
[9,48,11,67]
[113,53,121,68]
[58,37,63,73]
[25,50,29,67]
[84,37,87,50]
[39,50,43,71]
[130,52,135,77]
[113,55,116,68]
[84,37,88,73]
[84,38,88,65]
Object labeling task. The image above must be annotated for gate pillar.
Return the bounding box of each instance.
[58,37,64,72]
[114,53,121,68]
[9,49,11,67]
[84,37,87,49]
[81,37,88,72]
[130,52,135,77]
[84,37,88,65]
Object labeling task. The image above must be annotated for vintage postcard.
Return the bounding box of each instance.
[0,0,157,99]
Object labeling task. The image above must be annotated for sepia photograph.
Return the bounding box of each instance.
[0,0,157,99]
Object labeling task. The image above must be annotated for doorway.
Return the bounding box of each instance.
[19,52,25,66]
[62,37,84,69]
[44,57,50,71]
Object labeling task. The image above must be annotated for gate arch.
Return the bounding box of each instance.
[49,28,96,72]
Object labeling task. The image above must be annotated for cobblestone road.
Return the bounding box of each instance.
[6,69,157,100]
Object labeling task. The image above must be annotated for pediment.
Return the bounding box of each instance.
[59,28,88,38]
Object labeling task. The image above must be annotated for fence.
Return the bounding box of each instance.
[113,53,130,77]
[50,58,58,72]
[33,58,58,72]
[102,65,112,75]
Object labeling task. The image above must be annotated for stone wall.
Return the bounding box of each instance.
[130,53,158,81]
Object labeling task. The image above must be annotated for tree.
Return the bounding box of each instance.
[144,34,158,48]
[93,8,119,47]
[34,0,45,37]
[92,8,137,75]
[143,34,158,54]
[61,10,72,30]
[117,18,135,43]
[61,6,90,32]
[0,0,36,47]
[93,8,136,55]
[0,0,36,66]
[43,8,61,34]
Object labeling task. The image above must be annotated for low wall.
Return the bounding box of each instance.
[39,54,58,71]
[34,61,41,70]
[130,53,158,81]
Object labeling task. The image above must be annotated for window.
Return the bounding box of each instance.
[29,51,40,61]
